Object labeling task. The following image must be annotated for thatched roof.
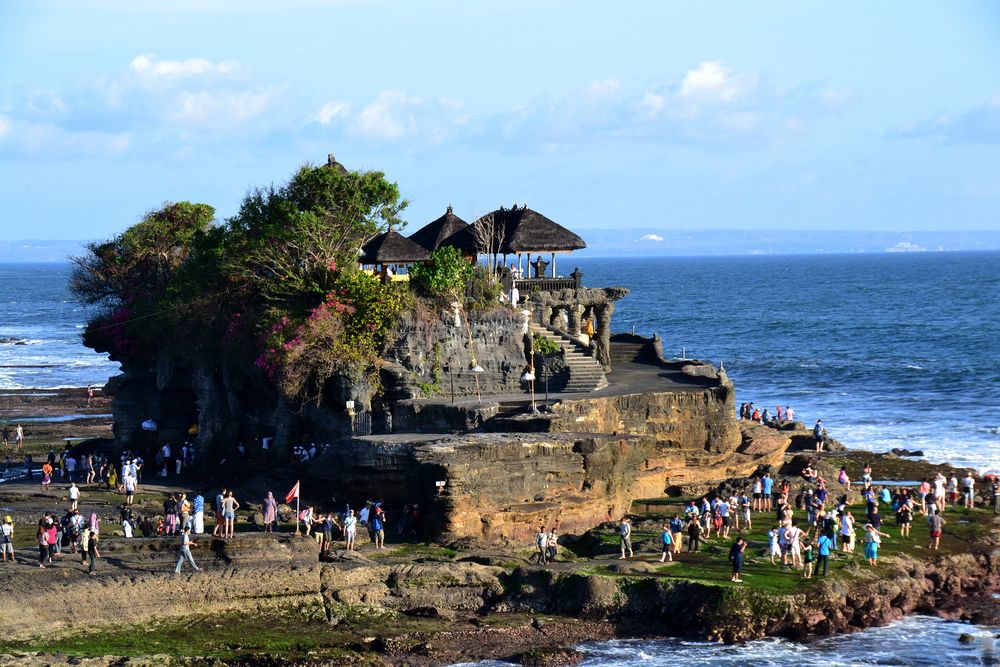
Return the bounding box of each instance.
[408,206,469,252]
[359,229,431,265]
[439,205,586,255]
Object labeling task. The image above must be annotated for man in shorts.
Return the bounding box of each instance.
[928,513,946,550]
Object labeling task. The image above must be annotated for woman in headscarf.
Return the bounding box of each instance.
[262,492,278,533]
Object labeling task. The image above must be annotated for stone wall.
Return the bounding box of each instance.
[383,307,528,400]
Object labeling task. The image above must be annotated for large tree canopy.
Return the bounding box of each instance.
[73,162,412,402]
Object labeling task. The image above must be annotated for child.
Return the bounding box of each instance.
[767,525,781,565]
[802,541,814,579]
[659,524,673,562]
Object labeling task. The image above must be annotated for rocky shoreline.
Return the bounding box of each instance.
[0,389,997,666]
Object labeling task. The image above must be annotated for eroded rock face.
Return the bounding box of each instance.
[331,385,788,542]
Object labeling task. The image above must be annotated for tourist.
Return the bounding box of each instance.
[371,504,386,549]
[776,405,784,421]
[786,406,795,421]
[344,509,357,551]
[192,491,205,534]
[546,528,559,563]
[761,408,771,424]
[0,515,13,562]
[262,492,278,533]
[178,492,191,531]
[928,512,946,550]
[87,528,101,575]
[669,514,684,554]
[962,472,976,508]
[123,473,135,506]
[863,524,890,566]
[321,514,334,551]
[879,485,892,507]
[786,520,803,567]
[221,491,240,539]
[85,454,95,485]
[65,454,77,483]
[751,407,761,423]
[174,526,200,573]
[618,517,633,559]
[752,476,763,511]
[686,518,702,552]
[739,492,751,529]
[992,477,1000,514]
[762,473,774,511]
[918,479,931,514]
[89,511,100,538]
[658,523,673,562]
[37,519,51,568]
[933,473,947,511]
[948,474,960,507]
[164,494,178,535]
[68,481,80,511]
[802,540,814,579]
[213,488,226,537]
[121,510,133,538]
[80,524,91,566]
[839,511,855,553]
[729,537,747,583]
[301,506,314,537]
[719,497,732,538]
[838,466,850,490]
[767,525,781,565]
[868,504,883,531]
[14,424,23,450]
[87,384,94,405]
[862,462,873,488]
[816,530,833,576]
[814,419,824,452]
[41,461,53,490]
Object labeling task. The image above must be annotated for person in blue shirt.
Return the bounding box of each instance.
[669,515,684,555]
[816,532,834,576]
[762,473,774,511]
[659,523,673,562]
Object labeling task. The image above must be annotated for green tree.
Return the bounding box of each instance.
[410,245,473,299]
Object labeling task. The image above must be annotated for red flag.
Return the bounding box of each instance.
[285,481,300,504]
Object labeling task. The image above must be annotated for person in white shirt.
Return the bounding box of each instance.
[68,482,80,511]
[963,473,976,508]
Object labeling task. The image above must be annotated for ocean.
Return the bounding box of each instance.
[2,254,998,664]
[459,616,999,666]
[0,262,120,390]
[575,251,1000,473]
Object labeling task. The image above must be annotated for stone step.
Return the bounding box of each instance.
[529,323,606,393]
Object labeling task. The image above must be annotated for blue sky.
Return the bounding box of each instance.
[1,1,999,243]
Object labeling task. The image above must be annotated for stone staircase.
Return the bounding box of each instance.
[530,323,608,393]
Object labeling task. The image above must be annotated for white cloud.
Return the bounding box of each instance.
[352,90,418,139]
[889,92,1000,145]
[166,89,274,124]
[315,101,351,125]
[678,61,754,104]
[639,234,664,242]
[129,54,243,79]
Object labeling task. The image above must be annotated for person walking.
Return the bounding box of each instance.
[687,518,702,552]
[928,512,946,550]
[192,491,205,534]
[618,517,633,559]
[87,529,100,575]
[174,526,200,573]
[659,523,673,562]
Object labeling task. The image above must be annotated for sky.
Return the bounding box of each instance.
[1,1,999,245]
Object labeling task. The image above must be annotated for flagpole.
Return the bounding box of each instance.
[295,481,301,536]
